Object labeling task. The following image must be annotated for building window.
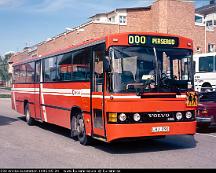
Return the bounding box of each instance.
[119,16,126,24]
[108,16,115,23]
[206,20,213,26]
[196,46,201,53]
[208,43,216,53]
[195,14,204,26]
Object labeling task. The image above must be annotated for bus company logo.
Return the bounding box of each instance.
[71,90,81,96]
[148,113,170,118]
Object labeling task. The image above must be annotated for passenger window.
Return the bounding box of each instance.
[215,56,216,71]
[44,56,57,82]
[26,62,35,83]
[57,52,72,81]
[13,65,20,83]
[35,61,41,83]
[72,48,91,81]
[20,64,26,83]
[199,56,214,72]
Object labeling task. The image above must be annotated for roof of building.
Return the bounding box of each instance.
[89,6,151,18]
[196,3,216,15]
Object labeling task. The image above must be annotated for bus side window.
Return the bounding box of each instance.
[26,62,35,83]
[199,56,214,72]
[20,64,26,83]
[72,48,91,81]
[43,56,57,82]
[13,65,20,83]
[57,52,72,81]
[35,61,41,83]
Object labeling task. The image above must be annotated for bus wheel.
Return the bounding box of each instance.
[76,113,90,145]
[201,84,213,92]
[70,115,78,140]
[25,103,34,126]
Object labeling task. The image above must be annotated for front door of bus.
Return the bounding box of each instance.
[34,61,41,120]
[91,44,105,138]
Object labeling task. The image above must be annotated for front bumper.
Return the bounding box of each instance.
[106,121,196,142]
[196,117,212,123]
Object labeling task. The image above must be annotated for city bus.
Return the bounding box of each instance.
[11,32,197,145]
[194,52,216,92]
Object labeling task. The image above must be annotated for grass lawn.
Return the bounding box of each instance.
[0,87,11,91]
[0,94,11,98]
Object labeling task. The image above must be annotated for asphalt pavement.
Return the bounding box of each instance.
[0,98,216,169]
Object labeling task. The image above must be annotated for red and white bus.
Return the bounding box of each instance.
[11,32,197,145]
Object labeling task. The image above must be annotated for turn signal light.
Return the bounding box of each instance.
[108,113,117,123]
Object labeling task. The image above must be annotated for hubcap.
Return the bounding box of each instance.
[26,109,30,122]
[77,117,85,137]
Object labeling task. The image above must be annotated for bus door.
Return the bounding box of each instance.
[91,44,106,138]
[34,60,42,120]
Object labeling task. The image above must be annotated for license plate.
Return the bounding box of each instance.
[152,126,170,133]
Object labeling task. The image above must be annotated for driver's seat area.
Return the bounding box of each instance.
[121,71,135,84]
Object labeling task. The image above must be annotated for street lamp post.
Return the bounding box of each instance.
[204,17,207,53]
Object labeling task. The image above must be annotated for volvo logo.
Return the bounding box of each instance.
[148,113,170,118]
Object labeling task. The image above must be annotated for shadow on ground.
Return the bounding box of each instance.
[18,116,197,154]
[0,115,18,126]
[197,125,216,134]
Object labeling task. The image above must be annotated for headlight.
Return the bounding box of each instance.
[133,113,141,122]
[176,112,183,120]
[119,113,127,122]
[186,111,192,119]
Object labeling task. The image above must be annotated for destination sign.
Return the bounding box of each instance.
[128,34,179,47]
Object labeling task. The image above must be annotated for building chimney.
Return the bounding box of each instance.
[210,0,215,5]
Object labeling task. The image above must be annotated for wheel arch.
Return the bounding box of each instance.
[70,106,82,119]
[201,82,212,87]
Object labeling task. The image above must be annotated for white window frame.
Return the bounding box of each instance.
[119,15,127,25]
[195,14,205,26]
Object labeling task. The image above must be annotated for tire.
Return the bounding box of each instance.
[76,113,91,145]
[70,115,78,141]
[198,123,210,130]
[25,103,34,126]
[201,84,213,93]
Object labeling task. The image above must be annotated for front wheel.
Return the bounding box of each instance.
[25,103,34,126]
[76,113,91,145]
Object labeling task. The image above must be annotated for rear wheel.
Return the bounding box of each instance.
[25,103,34,126]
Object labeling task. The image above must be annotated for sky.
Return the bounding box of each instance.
[0,0,210,56]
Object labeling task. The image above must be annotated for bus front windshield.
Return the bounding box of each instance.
[109,46,193,93]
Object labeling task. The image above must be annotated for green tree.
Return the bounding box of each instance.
[0,53,14,86]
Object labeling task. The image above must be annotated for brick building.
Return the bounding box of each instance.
[10,0,216,64]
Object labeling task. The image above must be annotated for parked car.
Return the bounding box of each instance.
[197,92,216,128]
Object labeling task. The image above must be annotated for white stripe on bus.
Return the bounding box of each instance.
[12,87,186,99]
